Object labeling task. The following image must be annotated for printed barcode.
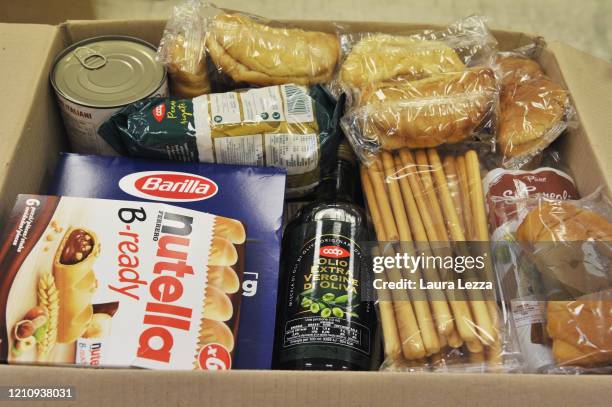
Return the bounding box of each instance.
[283,85,310,116]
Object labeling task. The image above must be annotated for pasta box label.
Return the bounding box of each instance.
[49,153,286,369]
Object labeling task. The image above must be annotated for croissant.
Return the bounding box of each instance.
[497,56,569,160]
[340,34,465,89]
[53,228,100,343]
[355,66,497,150]
[206,13,339,86]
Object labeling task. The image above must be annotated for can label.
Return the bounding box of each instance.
[56,81,168,155]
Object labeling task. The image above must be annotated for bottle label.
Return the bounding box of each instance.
[280,232,372,360]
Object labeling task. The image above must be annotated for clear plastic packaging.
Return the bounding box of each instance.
[342,67,498,159]
[157,0,213,98]
[495,190,612,373]
[204,5,339,87]
[361,147,521,372]
[337,15,498,91]
[495,50,575,169]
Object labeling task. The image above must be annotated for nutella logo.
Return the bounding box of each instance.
[119,171,218,202]
[152,103,166,123]
[320,246,350,258]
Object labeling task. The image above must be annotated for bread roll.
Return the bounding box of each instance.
[166,34,211,98]
[340,35,465,89]
[199,319,235,352]
[206,13,339,86]
[209,237,238,266]
[496,55,544,88]
[357,67,496,149]
[207,265,240,294]
[53,227,100,343]
[547,291,612,366]
[203,285,233,322]
[213,217,246,244]
[517,202,612,242]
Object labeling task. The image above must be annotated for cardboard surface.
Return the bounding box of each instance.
[0,18,610,407]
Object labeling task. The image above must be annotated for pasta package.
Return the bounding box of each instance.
[0,194,246,370]
[99,84,342,197]
[361,148,521,372]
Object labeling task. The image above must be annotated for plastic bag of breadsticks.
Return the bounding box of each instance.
[510,189,612,373]
[341,66,499,162]
[361,148,522,372]
[494,47,576,169]
[202,2,341,88]
[98,84,343,198]
[333,15,498,97]
[157,0,214,98]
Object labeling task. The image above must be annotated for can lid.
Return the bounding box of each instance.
[52,37,166,108]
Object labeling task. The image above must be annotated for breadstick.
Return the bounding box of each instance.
[381,152,412,242]
[398,149,478,344]
[446,329,464,349]
[429,149,496,346]
[361,167,387,241]
[366,160,399,241]
[442,155,466,236]
[394,155,453,336]
[455,155,475,240]
[466,339,484,354]
[371,247,402,360]
[414,150,449,241]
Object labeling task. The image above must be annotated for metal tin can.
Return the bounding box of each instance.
[51,36,168,155]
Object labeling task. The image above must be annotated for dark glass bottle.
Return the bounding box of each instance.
[274,141,376,371]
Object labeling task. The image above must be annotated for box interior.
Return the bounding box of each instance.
[0,18,611,407]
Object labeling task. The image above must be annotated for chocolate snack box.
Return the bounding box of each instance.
[48,153,286,369]
[0,195,244,369]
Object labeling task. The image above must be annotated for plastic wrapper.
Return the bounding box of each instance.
[495,50,575,169]
[206,8,339,87]
[493,190,612,373]
[342,67,498,160]
[157,0,213,97]
[336,15,498,92]
[98,84,343,198]
[360,147,522,372]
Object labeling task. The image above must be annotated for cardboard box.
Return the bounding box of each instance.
[0,18,611,407]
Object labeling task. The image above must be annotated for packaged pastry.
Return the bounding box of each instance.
[0,194,244,369]
[337,15,497,92]
[49,153,286,369]
[207,11,339,86]
[98,84,342,197]
[157,0,211,98]
[495,53,573,168]
[484,167,578,372]
[513,192,612,372]
[342,67,498,159]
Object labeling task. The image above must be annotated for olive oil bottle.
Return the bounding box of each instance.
[274,141,376,370]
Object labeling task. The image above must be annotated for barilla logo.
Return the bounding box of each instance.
[119,171,218,202]
[152,103,166,123]
[320,246,350,258]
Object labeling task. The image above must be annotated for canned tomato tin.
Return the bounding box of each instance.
[51,36,168,155]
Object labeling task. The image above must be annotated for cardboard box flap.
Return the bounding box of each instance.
[548,41,612,194]
[0,24,67,221]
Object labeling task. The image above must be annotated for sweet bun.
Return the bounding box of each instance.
[214,217,246,244]
[209,237,238,266]
[497,55,544,88]
[199,319,235,352]
[547,291,612,366]
[203,285,233,322]
[516,202,612,242]
[358,67,496,150]
[207,265,240,294]
[166,34,210,98]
